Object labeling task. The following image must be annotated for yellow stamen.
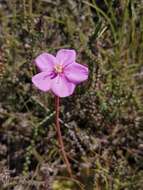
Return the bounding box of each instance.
[54,64,63,73]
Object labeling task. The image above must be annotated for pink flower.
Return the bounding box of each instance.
[32,49,89,97]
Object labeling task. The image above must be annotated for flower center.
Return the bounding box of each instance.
[54,64,63,73]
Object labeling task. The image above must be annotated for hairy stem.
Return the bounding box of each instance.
[55,96,72,177]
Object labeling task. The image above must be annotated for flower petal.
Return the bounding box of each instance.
[32,72,52,92]
[56,49,76,66]
[64,62,89,84]
[51,75,76,97]
[35,53,56,72]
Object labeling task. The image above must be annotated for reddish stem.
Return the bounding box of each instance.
[55,96,73,177]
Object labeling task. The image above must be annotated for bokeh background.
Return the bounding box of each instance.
[0,0,143,189]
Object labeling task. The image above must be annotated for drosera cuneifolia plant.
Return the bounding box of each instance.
[32,49,89,180]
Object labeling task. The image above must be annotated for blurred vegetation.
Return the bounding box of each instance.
[0,0,143,189]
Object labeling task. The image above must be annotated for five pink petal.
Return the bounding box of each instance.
[32,49,89,97]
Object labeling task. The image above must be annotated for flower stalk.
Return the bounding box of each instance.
[55,96,73,177]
